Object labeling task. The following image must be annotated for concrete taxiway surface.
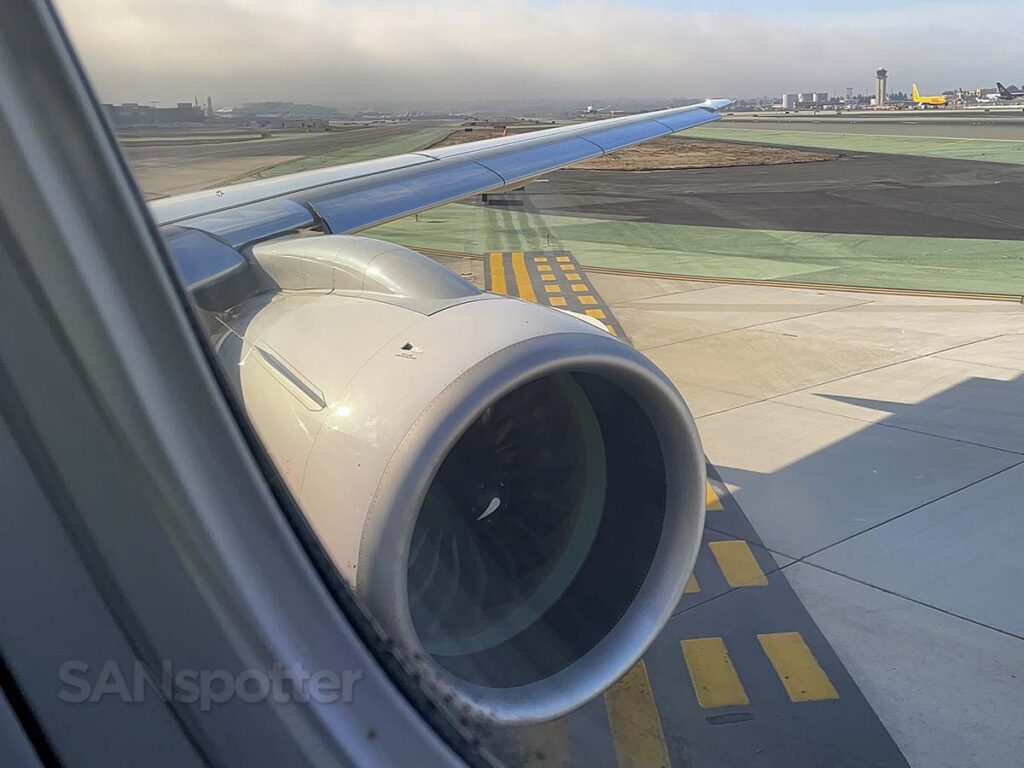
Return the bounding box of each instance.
[483,253,909,768]
[609,273,1024,768]
[441,251,1024,767]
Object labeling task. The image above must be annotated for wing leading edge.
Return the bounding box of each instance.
[151,99,732,289]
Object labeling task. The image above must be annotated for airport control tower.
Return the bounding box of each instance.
[875,67,888,106]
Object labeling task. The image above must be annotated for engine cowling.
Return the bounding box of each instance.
[212,235,705,724]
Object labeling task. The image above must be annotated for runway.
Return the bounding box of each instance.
[124,120,455,198]
[688,119,1024,165]
[522,153,1024,240]
[123,121,450,164]
[719,115,1024,141]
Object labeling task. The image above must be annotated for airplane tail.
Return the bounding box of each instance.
[997,82,1011,98]
[912,83,921,101]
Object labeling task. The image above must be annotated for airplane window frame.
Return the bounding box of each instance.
[0,0,483,764]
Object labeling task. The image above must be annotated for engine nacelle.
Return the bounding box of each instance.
[212,235,705,724]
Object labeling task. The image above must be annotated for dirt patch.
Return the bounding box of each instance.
[426,124,552,148]
[571,136,836,170]
[133,155,302,199]
[430,127,837,170]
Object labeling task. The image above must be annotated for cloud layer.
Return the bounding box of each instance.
[55,0,1024,106]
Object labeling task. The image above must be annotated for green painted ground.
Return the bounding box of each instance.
[683,126,1024,165]
[246,126,454,180]
[367,203,1024,295]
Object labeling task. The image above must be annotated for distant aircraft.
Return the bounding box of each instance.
[911,83,947,107]
[996,82,1024,101]
[585,104,612,114]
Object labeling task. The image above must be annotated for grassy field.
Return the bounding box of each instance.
[247,126,454,179]
[684,126,1024,165]
[367,203,1024,295]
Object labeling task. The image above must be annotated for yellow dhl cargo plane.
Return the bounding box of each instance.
[912,83,947,106]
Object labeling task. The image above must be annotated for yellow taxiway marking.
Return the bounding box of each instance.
[533,256,549,263]
[605,325,617,336]
[488,252,507,295]
[544,284,562,293]
[605,661,671,768]
[537,264,552,272]
[556,256,571,262]
[520,718,571,768]
[579,295,597,305]
[706,484,723,511]
[566,273,582,281]
[681,637,749,709]
[685,574,700,593]
[511,252,537,303]
[550,296,567,307]
[709,540,768,588]
[541,273,556,281]
[586,309,607,320]
[571,284,588,292]
[560,263,574,271]
[758,632,839,703]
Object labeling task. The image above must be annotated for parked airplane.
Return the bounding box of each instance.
[912,83,947,107]
[996,82,1024,100]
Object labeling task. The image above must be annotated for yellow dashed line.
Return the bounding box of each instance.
[709,540,768,587]
[520,718,570,768]
[488,252,507,295]
[605,325,617,336]
[681,638,749,709]
[605,661,671,768]
[511,252,537,303]
[707,484,723,511]
[487,253,852,767]
[758,632,839,703]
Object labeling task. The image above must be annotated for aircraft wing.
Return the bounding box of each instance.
[151,99,732,290]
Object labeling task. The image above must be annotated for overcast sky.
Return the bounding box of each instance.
[55,0,1024,107]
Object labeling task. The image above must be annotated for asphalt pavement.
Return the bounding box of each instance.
[526,153,1024,240]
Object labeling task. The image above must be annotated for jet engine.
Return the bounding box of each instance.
[210,235,706,724]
